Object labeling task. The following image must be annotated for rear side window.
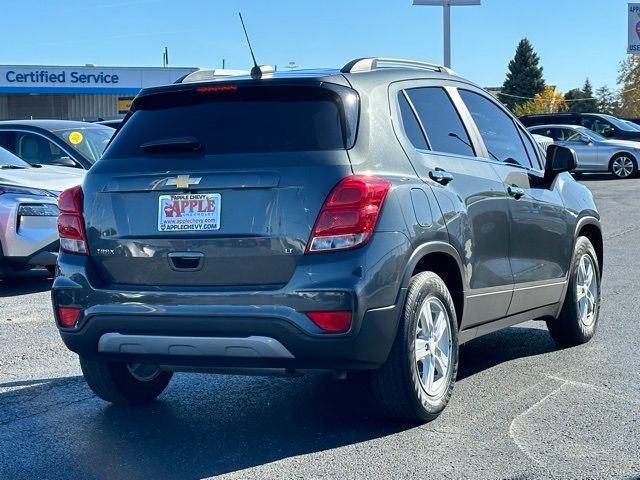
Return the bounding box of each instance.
[458,89,532,168]
[104,85,351,158]
[406,87,474,157]
[398,93,428,150]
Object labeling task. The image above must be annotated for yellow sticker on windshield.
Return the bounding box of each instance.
[68,131,83,144]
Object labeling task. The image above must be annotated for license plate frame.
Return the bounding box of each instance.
[157,193,221,232]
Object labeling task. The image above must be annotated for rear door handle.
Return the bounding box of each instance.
[429,169,454,185]
[507,185,526,199]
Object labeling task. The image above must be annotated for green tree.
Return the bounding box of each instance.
[564,88,585,112]
[499,38,545,110]
[565,79,598,113]
[595,86,620,115]
[618,55,640,117]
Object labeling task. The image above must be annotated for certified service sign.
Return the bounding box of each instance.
[629,3,640,54]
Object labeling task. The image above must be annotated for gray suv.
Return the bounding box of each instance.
[52,58,603,422]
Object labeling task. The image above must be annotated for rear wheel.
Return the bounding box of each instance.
[370,271,458,422]
[80,357,173,404]
[546,236,601,346]
[609,154,636,178]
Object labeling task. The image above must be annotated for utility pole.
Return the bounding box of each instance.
[412,0,480,68]
[162,47,169,67]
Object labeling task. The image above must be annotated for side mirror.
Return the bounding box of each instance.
[52,156,77,167]
[545,144,577,178]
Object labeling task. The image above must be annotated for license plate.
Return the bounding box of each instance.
[157,193,221,232]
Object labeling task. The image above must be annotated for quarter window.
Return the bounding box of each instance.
[518,128,542,169]
[398,93,428,150]
[406,87,475,157]
[459,89,532,168]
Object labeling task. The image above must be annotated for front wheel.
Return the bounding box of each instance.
[610,154,637,178]
[370,271,459,422]
[546,236,601,346]
[80,357,173,404]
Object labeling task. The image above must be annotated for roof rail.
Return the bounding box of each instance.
[340,57,456,76]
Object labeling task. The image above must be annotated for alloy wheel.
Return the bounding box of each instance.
[576,254,598,327]
[612,156,634,178]
[127,363,162,381]
[415,297,452,398]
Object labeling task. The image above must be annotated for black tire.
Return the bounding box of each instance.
[370,271,459,422]
[609,153,637,179]
[546,236,601,346]
[80,357,173,404]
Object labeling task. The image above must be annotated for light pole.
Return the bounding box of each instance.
[412,0,480,68]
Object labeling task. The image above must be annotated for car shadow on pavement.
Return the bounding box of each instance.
[0,325,562,479]
[457,324,559,381]
[0,269,53,297]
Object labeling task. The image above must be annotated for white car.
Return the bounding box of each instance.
[0,146,85,276]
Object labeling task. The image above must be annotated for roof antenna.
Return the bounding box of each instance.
[238,12,274,79]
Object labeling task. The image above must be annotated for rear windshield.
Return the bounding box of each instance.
[104,85,349,158]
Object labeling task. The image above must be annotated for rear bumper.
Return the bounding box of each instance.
[52,231,411,370]
[56,305,400,370]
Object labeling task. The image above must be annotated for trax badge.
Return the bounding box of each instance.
[165,175,202,189]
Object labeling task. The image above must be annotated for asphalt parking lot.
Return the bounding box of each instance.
[1,175,639,480]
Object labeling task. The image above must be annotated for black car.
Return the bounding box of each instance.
[520,112,640,141]
[52,57,603,422]
[0,120,114,169]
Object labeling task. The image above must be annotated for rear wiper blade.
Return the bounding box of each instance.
[0,165,28,169]
[140,137,202,154]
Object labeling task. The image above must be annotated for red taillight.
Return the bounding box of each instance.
[195,85,238,93]
[57,186,88,255]
[306,311,352,333]
[57,306,81,328]
[306,176,391,253]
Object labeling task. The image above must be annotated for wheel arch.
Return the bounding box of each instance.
[400,242,466,327]
[575,217,603,274]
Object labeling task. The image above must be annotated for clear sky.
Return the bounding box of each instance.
[1,0,631,93]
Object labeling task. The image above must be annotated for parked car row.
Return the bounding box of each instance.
[521,113,640,178]
[0,121,113,276]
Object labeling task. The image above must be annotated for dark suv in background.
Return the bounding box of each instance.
[52,58,603,422]
[519,112,640,141]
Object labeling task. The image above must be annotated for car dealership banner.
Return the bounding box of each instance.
[629,3,640,54]
[0,65,196,94]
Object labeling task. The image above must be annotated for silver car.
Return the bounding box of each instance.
[528,124,640,178]
[0,146,85,276]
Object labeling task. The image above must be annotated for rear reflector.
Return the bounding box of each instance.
[57,306,81,328]
[306,311,352,333]
[307,176,391,253]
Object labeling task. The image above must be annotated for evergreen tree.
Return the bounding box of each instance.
[580,78,598,112]
[499,38,545,110]
[565,79,598,113]
[595,86,620,115]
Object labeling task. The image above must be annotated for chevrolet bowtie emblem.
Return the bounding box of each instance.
[166,175,202,189]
